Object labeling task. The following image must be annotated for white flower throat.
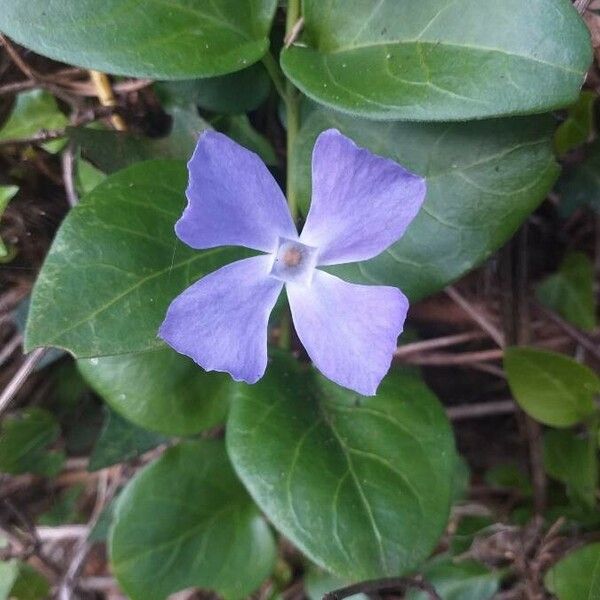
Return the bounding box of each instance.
[270,236,318,286]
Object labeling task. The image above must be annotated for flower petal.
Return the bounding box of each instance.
[177,131,297,253]
[287,271,408,395]
[300,129,426,266]
[159,255,283,384]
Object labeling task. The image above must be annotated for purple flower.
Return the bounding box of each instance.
[159,129,426,395]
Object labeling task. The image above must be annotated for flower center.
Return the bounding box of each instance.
[270,237,318,285]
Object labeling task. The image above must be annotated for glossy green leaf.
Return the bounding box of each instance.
[545,543,600,600]
[0,1,278,79]
[212,114,277,165]
[543,428,597,509]
[0,185,19,258]
[227,354,456,580]
[79,347,230,436]
[280,0,591,121]
[76,159,106,195]
[407,560,501,600]
[88,407,167,471]
[0,408,64,476]
[555,91,596,156]
[0,90,67,152]
[24,160,248,356]
[292,108,559,300]
[504,347,600,427]
[110,440,276,600]
[157,62,271,114]
[537,252,597,331]
[558,140,600,216]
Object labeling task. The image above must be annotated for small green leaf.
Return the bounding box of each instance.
[544,428,597,509]
[280,0,591,121]
[227,354,456,580]
[110,440,276,600]
[212,114,277,165]
[504,347,600,427]
[157,62,271,114]
[407,560,502,600]
[0,1,278,79]
[0,185,19,258]
[0,561,19,600]
[537,252,597,331]
[88,407,167,471]
[292,108,558,300]
[555,91,597,156]
[8,563,50,600]
[0,90,67,152]
[0,408,64,476]
[75,159,106,195]
[545,543,600,600]
[79,348,230,436]
[24,160,249,357]
[558,140,600,216]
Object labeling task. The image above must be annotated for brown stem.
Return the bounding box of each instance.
[323,576,441,600]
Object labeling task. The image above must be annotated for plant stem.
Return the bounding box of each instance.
[261,52,286,101]
[278,0,303,351]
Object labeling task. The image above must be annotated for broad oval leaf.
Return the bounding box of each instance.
[110,440,276,600]
[0,0,278,79]
[24,160,247,357]
[544,543,600,600]
[78,348,230,436]
[504,347,600,427]
[227,354,456,580]
[292,108,559,300]
[281,0,591,121]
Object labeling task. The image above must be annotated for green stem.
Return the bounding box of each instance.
[261,52,286,101]
[278,0,302,350]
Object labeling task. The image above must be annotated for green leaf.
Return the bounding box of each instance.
[227,354,456,580]
[407,560,501,600]
[157,62,271,114]
[0,1,278,79]
[537,252,597,331]
[280,0,591,121]
[292,108,559,300]
[68,104,209,173]
[0,90,67,152]
[24,160,248,357]
[543,428,598,509]
[0,561,19,600]
[0,185,19,258]
[545,543,600,600]
[555,91,597,156]
[38,485,84,526]
[110,440,276,600]
[75,158,106,195]
[79,348,230,436]
[558,140,600,216]
[504,347,600,427]
[212,114,278,165]
[8,563,50,600]
[88,407,167,471]
[0,408,64,476]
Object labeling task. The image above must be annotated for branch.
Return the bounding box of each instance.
[323,576,441,600]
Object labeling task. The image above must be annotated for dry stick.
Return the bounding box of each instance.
[447,399,516,420]
[394,330,487,357]
[574,0,593,14]
[0,347,47,417]
[535,302,600,362]
[0,333,22,367]
[89,70,127,131]
[61,142,79,207]
[445,286,506,347]
[323,576,441,600]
